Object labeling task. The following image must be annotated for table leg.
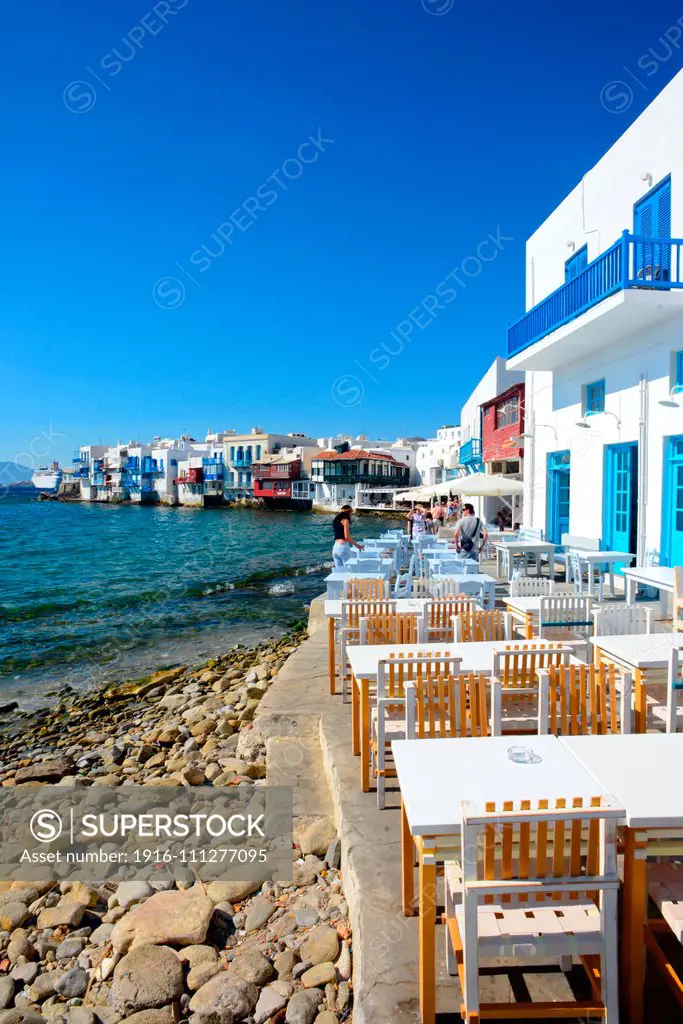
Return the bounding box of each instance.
[525,612,533,640]
[401,801,415,916]
[360,678,371,792]
[609,564,615,598]
[351,674,360,756]
[626,576,635,605]
[328,617,336,696]
[634,669,647,734]
[419,854,437,1024]
[622,827,647,1024]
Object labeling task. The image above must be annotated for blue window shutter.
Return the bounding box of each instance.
[564,245,588,282]
[635,177,671,279]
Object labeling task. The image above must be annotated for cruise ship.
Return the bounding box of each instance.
[31,462,63,493]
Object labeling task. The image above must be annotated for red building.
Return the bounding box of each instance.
[252,456,311,509]
[481,382,525,471]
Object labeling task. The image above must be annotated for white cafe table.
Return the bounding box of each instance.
[623,565,675,605]
[346,639,577,792]
[394,735,610,1024]
[560,733,683,1024]
[492,540,556,580]
[429,572,496,608]
[590,632,680,733]
[324,566,391,600]
[572,549,635,597]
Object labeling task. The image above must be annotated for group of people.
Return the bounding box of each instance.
[331,499,488,568]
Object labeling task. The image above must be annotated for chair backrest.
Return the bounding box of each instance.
[460,796,621,902]
[426,597,479,635]
[491,644,573,692]
[456,608,511,642]
[539,596,593,632]
[561,533,601,552]
[592,604,653,637]
[348,557,382,571]
[644,548,660,567]
[377,653,462,700]
[675,567,683,633]
[393,554,416,597]
[509,576,555,598]
[518,526,544,542]
[407,672,492,739]
[340,598,397,629]
[360,611,424,647]
[342,577,389,600]
[538,662,632,735]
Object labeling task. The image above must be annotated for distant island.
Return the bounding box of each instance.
[0,461,37,493]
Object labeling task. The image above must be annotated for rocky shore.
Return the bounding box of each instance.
[0,632,352,1024]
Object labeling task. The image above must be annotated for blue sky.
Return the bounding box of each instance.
[3,0,683,465]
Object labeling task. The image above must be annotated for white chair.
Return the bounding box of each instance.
[509,576,555,598]
[592,604,653,637]
[538,595,594,654]
[373,655,461,809]
[445,796,622,1023]
[654,647,683,733]
[489,644,574,734]
[393,554,416,598]
[570,550,604,602]
[339,598,398,703]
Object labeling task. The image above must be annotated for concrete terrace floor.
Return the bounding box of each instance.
[255,569,683,1023]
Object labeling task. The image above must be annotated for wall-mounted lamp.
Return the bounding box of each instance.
[575,411,621,430]
[659,385,683,408]
[523,424,558,440]
[641,172,653,188]
[566,241,576,252]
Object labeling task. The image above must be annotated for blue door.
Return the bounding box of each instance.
[603,443,638,572]
[546,450,571,544]
[662,436,683,567]
[634,175,672,282]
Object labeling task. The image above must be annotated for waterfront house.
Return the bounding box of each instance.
[311,444,411,508]
[415,425,461,486]
[73,445,109,502]
[252,445,317,509]
[508,69,683,575]
[209,428,319,498]
[175,446,226,507]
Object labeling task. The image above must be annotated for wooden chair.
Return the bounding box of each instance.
[645,848,683,1015]
[405,671,494,740]
[372,653,461,809]
[359,611,424,647]
[592,603,653,637]
[509,576,555,598]
[675,566,683,632]
[537,662,633,735]
[339,598,398,703]
[454,608,512,643]
[538,595,594,656]
[651,646,683,733]
[425,597,480,641]
[490,644,574,734]
[445,795,622,1022]
[341,577,389,600]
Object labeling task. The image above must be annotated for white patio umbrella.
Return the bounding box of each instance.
[443,474,524,498]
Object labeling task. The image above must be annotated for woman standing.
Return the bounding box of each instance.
[331,505,364,568]
[411,505,427,538]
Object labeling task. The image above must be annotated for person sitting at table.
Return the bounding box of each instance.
[454,503,488,561]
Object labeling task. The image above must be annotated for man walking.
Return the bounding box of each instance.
[454,503,488,562]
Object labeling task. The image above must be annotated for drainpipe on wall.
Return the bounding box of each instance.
[637,375,648,566]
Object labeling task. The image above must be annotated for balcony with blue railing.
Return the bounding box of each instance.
[508,231,683,368]
[141,456,159,476]
[460,438,482,469]
[202,457,224,481]
[93,472,105,485]
[232,457,252,468]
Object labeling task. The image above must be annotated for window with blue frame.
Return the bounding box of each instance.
[256,445,262,460]
[565,245,588,282]
[584,378,606,416]
[634,175,672,281]
[675,349,683,390]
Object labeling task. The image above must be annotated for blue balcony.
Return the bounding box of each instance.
[508,232,683,362]
[142,457,159,475]
[233,457,252,468]
[93,472,105,485]
[460,439,482,469]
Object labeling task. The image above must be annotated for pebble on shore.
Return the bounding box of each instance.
[0,631,353,1024]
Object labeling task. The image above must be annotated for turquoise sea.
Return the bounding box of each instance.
[0,495,403,707]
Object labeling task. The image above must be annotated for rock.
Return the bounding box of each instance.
[274,950,298,980]
[185,963,221,991]
[301,964,335,989]
[205,881,260,905]
[0,904,28,931]
[0,979,14,1012]
[115,882,153,911]
[38,901,85,929]
[90,924,115,945]
[231,948,273,986]
[335,941,350,980]
[14,759,72,783]
[10,964,37,985]
[69,883,100,908]
[268,912,297,939]
[7,936,36,963]
[119,1011,176,1024]
[294,908,318,929]
[285,990,323,1024]
[253,985,288,1024]
[158,695,186,711]
[244,898,275,932]
[335,982,349,1014]
[55,968,89,999]
[299,820,336,858]
[189,973,257,1020]
[65,1009,96,1024]
[314,1014,337,1024]
[57,937,87,960]
[175,946,218,969]
[29,973,59,1002]
[324,840,341,871]
[111,889,214,953]
[111,945,184,1014]
[299,926,339,967]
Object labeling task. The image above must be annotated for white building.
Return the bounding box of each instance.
[319,435,422,485]
[211,428,319,495]
[416,425,461,485]
[508,70,683,570]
